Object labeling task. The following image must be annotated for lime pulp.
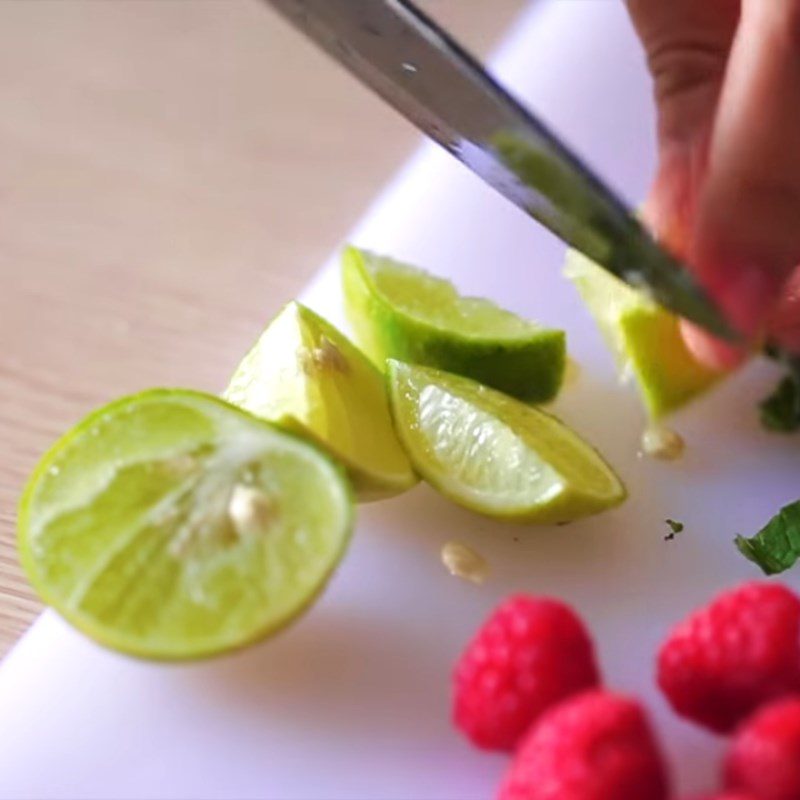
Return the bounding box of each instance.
[18,389,353,660]
[387,360,626,523]
[342,246,566,403]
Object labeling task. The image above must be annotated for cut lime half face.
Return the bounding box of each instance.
[387,360,626,523]
[565,248,722,419]
[224,302,417,502]
[18,389,353,660]
[341,246,566,404]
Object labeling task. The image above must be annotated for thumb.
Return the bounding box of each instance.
[690,1,800,342]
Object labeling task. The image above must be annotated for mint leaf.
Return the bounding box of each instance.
[664,519,684,540]
[759,374,800,432]
[735,500,800,575]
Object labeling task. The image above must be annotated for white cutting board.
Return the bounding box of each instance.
[2,3,799,798]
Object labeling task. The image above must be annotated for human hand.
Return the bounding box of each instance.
[627,0,800,368]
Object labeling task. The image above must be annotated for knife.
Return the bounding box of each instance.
[262,0,737,342]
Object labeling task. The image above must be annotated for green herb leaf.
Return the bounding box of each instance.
[759,373,800,432]
[735,500,800,575]
[664,519,684,541]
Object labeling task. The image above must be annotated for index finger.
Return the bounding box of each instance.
[692,0,800,339]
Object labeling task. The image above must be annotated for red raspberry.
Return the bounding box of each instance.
[725,696,800,800]
[496,690,670,800]
[657,582,800,733]
[453,594,600,751]
[683,795,758,800]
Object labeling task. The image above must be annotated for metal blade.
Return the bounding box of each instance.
[264,0,738,341]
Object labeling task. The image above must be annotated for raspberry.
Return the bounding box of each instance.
[496,690,669,800]
[725,696,800,800]
[683,795,758,800]
[657,582,800,733]
[453,594,600,751]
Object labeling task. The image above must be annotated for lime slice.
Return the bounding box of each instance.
[341,246,566,403]
[224,302,416,502]
[565,248,722,419]
[387,360,626,523]
[18,389,353,660]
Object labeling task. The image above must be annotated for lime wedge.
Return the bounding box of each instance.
[565,248,722,419]
[387,360,626,523]
[18,389,353,660]
[224,302,416,502]
[341,246,566,403]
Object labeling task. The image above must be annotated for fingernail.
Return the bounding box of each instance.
[691,237,787,341]
[767,264,800,352]
[680,319,749,371]
[713,261,783,339]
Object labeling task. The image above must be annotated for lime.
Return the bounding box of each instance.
[387,360,626,523]
[224,302,416,502]
[565,248,722,419]
[341,246,566,403]
[18,389,353,660]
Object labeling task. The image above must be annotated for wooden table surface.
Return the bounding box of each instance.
[0,0,524,657]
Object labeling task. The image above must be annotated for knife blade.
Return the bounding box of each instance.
[263,0,738,341]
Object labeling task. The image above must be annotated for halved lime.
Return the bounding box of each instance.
[341,246,566,403]
[565,248,721,419]
[224,302,416,502]
[18,389,353,660]
[387,360,626,523]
